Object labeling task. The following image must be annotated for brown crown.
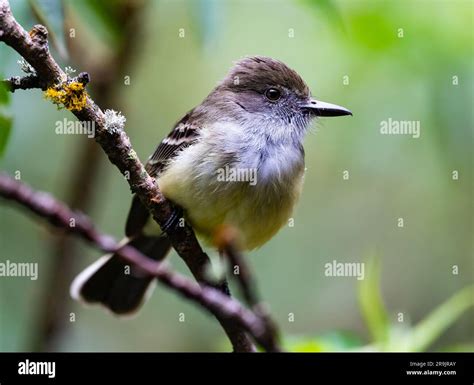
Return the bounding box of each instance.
[222,56,310,97]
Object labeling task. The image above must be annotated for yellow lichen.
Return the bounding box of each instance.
[44,81,88,111]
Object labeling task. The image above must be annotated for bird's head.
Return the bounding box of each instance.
[214,56,352,133]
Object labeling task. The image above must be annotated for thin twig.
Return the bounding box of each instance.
[0,173,281,352]
[2,74,41,91]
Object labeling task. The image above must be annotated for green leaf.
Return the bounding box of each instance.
[358,255,389,346]
[409,285,474,351]
[29,0,67,60]
[0,115,13,158]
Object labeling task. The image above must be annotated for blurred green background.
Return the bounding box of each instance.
[0,0,472,352]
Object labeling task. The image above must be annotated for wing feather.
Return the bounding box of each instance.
[145,110,201,177]
[126,109,201,236]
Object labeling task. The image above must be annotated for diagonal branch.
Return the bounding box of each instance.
[0,0,277,352]
[0,173,280,351]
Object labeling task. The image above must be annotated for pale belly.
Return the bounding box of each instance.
[157,140,305,250]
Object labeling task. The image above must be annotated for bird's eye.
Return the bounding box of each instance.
[265,88,281,101]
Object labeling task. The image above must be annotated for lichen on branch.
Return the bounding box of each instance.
[44,81,88,111]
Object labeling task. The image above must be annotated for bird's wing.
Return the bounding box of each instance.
[145,110,201,178]
[125,110,201,237]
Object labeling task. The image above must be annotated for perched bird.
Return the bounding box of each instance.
[71,56,352,315]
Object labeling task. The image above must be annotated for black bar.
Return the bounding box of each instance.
[0,352,471,383]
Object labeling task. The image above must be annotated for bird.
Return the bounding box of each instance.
[70,56,352,315]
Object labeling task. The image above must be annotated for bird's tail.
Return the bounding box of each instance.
[70,234,171,316]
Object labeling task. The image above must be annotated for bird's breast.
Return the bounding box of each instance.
[158,123,306,250]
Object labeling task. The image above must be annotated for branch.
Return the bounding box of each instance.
[0,7,63,86]
[0,0,270,352]
[3,74,41,91]
[0,173,280,352]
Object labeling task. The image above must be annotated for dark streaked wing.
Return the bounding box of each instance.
[145,110,201,178]
[125,110,201,236]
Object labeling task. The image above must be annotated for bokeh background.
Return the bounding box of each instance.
[0,0,472,352]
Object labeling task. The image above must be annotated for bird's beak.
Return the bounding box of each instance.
[302,99,352,117]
